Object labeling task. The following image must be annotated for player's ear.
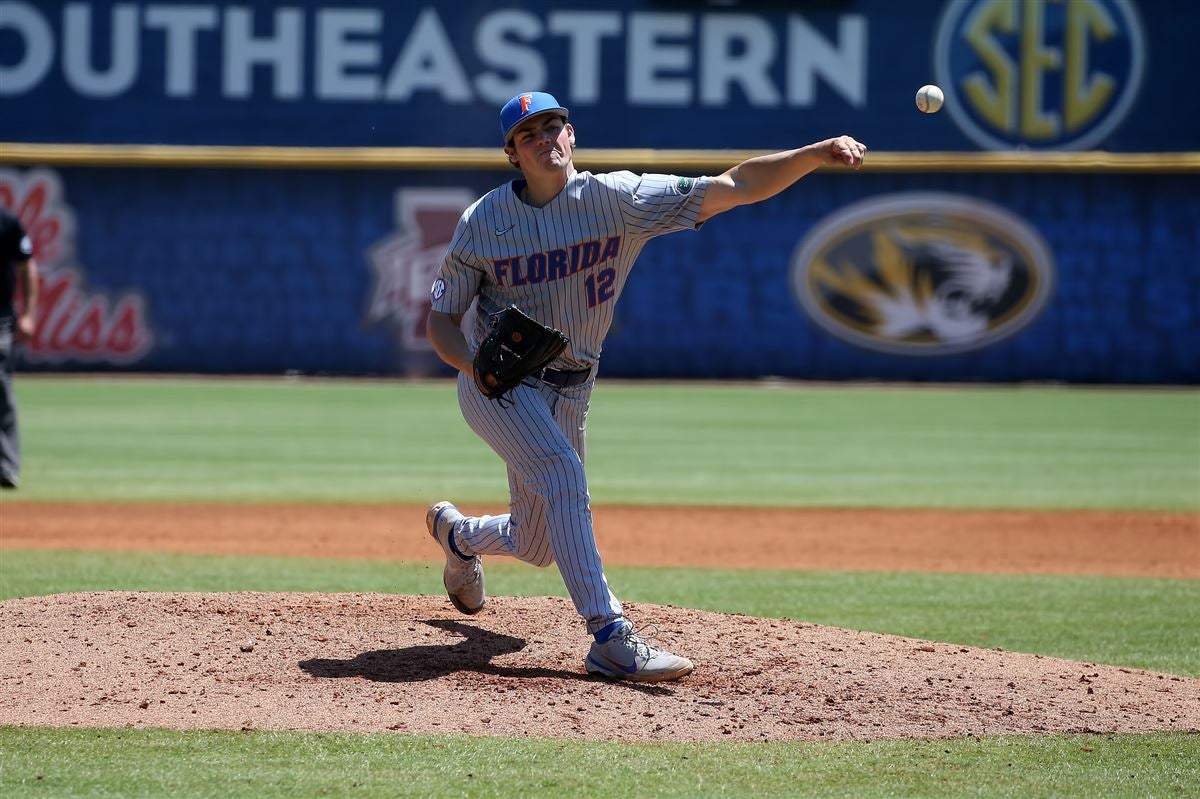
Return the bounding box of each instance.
[565,122,575,148]
[504,144,519,167]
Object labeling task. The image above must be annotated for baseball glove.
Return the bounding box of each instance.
[472,305,570,401]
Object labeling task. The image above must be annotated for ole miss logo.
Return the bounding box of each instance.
[0,168,154,364]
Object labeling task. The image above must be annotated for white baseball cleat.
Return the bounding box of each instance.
[584,621,693,682]
[426,501,485,615]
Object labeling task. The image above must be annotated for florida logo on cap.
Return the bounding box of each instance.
[500,92,570,142]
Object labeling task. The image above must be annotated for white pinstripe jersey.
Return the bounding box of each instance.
[430,170,709,369]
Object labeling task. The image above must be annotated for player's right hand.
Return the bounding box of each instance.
[824,136,867,169]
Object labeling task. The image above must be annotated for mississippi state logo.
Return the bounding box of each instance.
[934,0,1145,150]
[791,193,1055,356]
[365,188,474,349]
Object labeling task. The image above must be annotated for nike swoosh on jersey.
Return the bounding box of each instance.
[495,223,515,235]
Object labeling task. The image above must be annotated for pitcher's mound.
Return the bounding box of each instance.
[2,592,1196,742]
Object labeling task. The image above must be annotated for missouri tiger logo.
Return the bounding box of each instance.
[791,193,1054,356]
[934,0,1145,150]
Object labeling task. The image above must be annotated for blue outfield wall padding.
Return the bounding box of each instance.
[3,165,1196,384]
[4,0,1197,153]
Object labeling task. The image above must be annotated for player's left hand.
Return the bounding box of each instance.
[822,135,867,169]
[472,306,570,402]
[15,314,35,343]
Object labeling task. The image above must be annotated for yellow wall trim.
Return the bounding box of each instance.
[3,142,1197,173]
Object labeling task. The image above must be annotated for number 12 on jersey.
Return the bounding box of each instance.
[585,267,616,307]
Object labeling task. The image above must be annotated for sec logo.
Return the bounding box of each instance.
[790,193,1055,356]
[934,0,1145,150]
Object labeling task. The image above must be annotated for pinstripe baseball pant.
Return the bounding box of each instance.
[455,371,623,634]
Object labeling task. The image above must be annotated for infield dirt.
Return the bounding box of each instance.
[5,502,1197,577]
[3,592,1198,742]
[2,502,1197,742]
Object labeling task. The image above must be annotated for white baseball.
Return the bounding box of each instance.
[916,84,944,114]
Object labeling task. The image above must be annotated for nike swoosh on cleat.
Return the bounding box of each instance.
[495,223,515,235]
[590,654,638,674]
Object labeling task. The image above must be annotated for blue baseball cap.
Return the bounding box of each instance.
[500,92,569,144]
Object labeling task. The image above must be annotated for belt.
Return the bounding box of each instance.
[537,366,592,387]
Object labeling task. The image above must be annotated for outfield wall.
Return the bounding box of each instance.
[3,0,1196,383]
[6,0,1196,153]
[1,159,1196,384]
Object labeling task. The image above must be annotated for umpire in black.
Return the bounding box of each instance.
[0,208,39,488]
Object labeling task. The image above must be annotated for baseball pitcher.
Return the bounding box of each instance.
[425,91,866,682]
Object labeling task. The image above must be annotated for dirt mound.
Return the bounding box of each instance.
[3,592,1197,742]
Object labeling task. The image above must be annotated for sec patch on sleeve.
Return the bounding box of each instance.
[431,278,446,301]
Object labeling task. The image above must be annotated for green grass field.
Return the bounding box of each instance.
[2,377,1198,798]
[11,378,1198,508]
[2,729,1195,799]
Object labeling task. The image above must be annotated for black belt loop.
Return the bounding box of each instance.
[538,366,592,387]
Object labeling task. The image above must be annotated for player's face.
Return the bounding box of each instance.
[505,114,574,173]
